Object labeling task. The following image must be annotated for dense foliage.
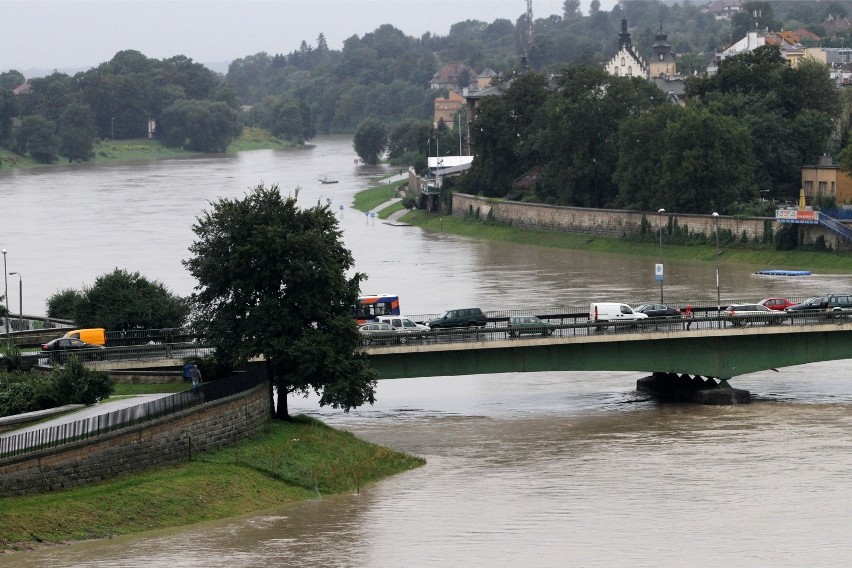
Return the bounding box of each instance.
[185,183,377,419]
[0,358,113,417]
[46,269,187,330]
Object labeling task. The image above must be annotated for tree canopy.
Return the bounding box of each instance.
[184,183,377,419]
[47,269,187,330]
[353,118,388,165]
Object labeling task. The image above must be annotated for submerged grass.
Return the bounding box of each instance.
[0,415,424,551]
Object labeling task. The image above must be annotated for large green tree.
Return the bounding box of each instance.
[160,99,240,152]
[15,115,59,163]
[185,183,377,419]
[72,269,188,330]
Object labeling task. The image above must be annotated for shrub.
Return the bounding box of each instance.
[51,357,113,406]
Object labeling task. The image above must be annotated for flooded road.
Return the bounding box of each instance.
[1,137,851,566]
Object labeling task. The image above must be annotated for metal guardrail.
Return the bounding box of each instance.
[362,309,847,347]
[0,365,268,459]
[25,343,212,367]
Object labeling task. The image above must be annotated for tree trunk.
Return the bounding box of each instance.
[275,386,289,420]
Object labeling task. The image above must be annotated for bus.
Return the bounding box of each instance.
[353,294,400,324]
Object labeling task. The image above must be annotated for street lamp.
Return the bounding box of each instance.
[8,272,21,329]
[657,208,665,303]
[712,212,721,328]
[1,249,8,348]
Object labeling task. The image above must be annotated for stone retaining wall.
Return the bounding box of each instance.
[0,384,271,496]
[451,193,851,251]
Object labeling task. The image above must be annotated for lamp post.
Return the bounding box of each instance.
[8,272,21,328]
[1,249,8,347]
[712,212,721,328]
[657,208,665,303]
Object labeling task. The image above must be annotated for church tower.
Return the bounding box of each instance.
[649,24,677,78]
[604,19,649,79]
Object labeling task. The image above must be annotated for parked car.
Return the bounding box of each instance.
[358,322,407,345]
[589,302,648,329]
[427,308,487,329]
[375,316,430,332]
[758,298,795,311]
[41,337,105,361]
[818,293,852,318]
[635,304,681,318]
[785,297,822,313]
[507,316,557,337]
[726,304,784,326]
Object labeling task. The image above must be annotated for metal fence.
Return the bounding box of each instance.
[363,308,848,348]
[0,364,268,460]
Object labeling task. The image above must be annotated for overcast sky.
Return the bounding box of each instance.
[2,0,618,77]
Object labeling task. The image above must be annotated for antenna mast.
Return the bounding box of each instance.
[526,0,534,48]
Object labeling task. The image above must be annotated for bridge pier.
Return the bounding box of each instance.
[637,372,751,405]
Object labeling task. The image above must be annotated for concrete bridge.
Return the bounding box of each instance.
[365,320,852,386]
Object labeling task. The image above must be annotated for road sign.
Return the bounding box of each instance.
[655,263,664,281]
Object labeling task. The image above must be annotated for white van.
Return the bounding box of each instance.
[375,316,430,332]
[589,303,648,329]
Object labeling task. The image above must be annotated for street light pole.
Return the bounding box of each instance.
[8,272,21,329]
[712,212,721,329]
[1,249,8,348]
[657,208,665,304]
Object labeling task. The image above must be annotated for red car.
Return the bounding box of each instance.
[758,298,795,311]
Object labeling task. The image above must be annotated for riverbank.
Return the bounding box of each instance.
[0,127,295,170]
[354,181,852,273]
[0,415,424,554]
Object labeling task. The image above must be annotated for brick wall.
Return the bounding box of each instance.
[0,384,271,496]
[452,193,851,250]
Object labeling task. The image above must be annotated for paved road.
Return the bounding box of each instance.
[0,393,175,438]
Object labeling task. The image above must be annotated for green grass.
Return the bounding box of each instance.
[110,382,188,396]
[400,210,852,273]
[352,184,399,212]
[0,416,424,551]
[377,201,406,219]
[0,128,292,171]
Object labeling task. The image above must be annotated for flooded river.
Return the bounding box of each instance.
[1,137,851,566]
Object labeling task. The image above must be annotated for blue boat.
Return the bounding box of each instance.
[755,269,812,276]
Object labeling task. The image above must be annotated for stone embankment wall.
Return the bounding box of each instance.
[0,384,271,497]
[451,193,850,251]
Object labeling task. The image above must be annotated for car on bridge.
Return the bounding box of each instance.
[427,308,487,330]
[758,298,795,311]
[41,337,105,362]
[635,304,681,319]
[507,316,557,337]
[785,297,822,313]
[358,322,409,346]
[726,304,787,326]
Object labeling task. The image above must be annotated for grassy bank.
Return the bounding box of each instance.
[0,416,424,552]
[350,178,852,271]
[0,128,292,171]
[395,209,852,273]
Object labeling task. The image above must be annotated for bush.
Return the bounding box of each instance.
[52,357,113,405]
[0,374,58,416]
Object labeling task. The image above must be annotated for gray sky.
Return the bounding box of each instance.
[2,0,618,77]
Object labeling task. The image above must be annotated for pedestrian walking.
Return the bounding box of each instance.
[685,304,693,330]
[190,364,202,390]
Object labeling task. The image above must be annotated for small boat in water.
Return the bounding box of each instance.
[318,175,339,184]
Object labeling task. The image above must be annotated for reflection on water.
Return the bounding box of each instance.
[2,137,852,567]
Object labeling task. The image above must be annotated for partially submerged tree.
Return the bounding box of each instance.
[185,182,377,419]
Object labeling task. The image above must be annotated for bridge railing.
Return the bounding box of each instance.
[364,308,841,347]
[0,365,268,460]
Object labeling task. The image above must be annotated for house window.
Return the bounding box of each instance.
[628,66,632,76]
[818,181,827,194]
[621,57,625,66]
[659,53,664,61]
[613,67,619,75]
[805,180,813,194]
[832,181,836,195]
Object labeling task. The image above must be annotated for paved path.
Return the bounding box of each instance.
[0,393,176,438]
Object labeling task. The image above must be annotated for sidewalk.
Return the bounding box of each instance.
[373,197,412,225]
